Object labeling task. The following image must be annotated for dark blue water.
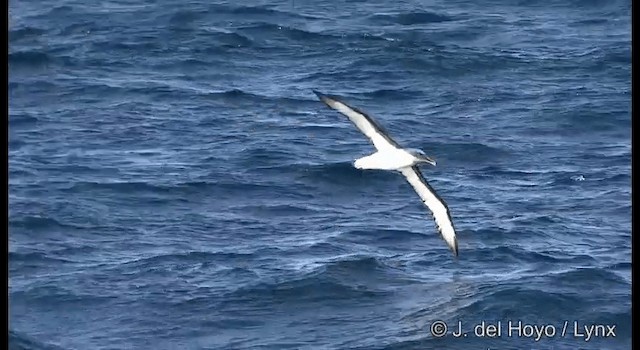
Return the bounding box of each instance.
[9,0,631,349]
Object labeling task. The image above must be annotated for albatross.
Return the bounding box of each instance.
[313,90,459,256]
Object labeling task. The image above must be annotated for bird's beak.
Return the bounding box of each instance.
[418,155,437,166]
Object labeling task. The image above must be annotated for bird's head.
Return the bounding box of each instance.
[410,149,437,166]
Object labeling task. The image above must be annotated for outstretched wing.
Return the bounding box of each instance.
[400,166,459,256]
[313,90,401,151]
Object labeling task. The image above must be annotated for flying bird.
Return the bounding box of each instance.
[313,90,459,256]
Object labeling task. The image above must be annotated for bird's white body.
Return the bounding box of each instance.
[354,149,417,170]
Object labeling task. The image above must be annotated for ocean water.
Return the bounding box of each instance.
[8,0,631,349]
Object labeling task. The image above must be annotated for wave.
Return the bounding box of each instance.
[224,260,390,307]
[361,88,425,100]
[9,139,26,152]
[458,285,587,320]
[299,241,349,255]
[608,261,631,270]
[236,22,333,43]
[43,5,74,17]
[208,4,322,20]
[119,251,258,267]
[563,0,620,9]
[10,215,78,231]
[296,161,359,176]
[237,145,299,162]
[9,215,128,237]
[9,329,66,350]
[11,285,115,305]
[88,37,165,57]
[294,161,399,188]
[59,21,98,36]
[56,79,237,101]
[293,67,392,84]
[198,88,311,105]
[551,171,629,186]
[369,11,453,25]
[8,113,39,127]
[468,165,571,179]
[425,142,512,163]
[168,9,201,26]
[107,251,265,280]
[322,255,390,277]
[206,31,253,48]
[64,180,173,194]
[339,228,423,243]
[228,277,383,306]
[9,80,59,97]
[62,178,290,196]
[318,45,538,79]
[9,251,72,265]
[570,17,610,26]
[9,26,46,42]
[545,267,629,287]
[58,180,202,204]
[228,203,320,217]
[9,50,51,68]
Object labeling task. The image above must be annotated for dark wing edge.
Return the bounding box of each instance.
[410,165,459,257]
[312,90,402,149]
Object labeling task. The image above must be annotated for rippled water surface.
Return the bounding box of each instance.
[9,0,631,349]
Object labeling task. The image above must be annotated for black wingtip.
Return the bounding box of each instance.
[312,90,334,106]
[312,90,324,99]
[452,238,459,258]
